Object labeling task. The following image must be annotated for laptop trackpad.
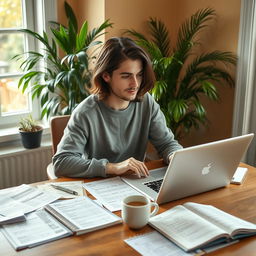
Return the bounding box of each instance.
[149,167,167,178]
[121,167,167,180]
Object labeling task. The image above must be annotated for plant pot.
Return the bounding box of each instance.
[19,127,43,149]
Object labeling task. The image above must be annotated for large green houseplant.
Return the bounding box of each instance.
[14,1,112,118]
[125,8,237,139]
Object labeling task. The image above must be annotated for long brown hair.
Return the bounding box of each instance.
[90,37,155,101]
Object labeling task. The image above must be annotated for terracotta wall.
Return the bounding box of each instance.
[57,0,105,30]
[57,0,241,147]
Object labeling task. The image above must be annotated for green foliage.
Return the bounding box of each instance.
[19,115,41,132]
[125,8,237,139]
[13,1,113,118]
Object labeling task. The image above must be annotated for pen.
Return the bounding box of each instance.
[50,184,78,195]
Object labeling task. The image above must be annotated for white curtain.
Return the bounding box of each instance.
[233,0,256,166]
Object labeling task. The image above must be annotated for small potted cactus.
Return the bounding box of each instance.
[19,115,43,149]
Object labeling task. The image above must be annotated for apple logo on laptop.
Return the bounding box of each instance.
[201,163,212,175]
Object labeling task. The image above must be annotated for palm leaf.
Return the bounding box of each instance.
[64,1,78,33]
[148,17,170,56]
[175,8,216,60]
[86,19,113,45]
[77,21,88,51]
[124,29,148,41]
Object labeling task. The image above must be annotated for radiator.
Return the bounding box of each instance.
[0,146,52,189]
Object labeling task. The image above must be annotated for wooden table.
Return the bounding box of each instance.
[1,160,256,256]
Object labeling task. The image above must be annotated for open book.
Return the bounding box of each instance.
[149,202,256,252]
[44,196,122,235]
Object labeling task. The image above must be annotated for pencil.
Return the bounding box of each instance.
[50,184,78,195]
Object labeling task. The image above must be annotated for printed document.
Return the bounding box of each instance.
[45,196,122,235]
[1,209,72,250]
[125,231,194,256]
[0,184,60,224]
[83,177,142,211]
[124,231,238,256]
[37,181,85,199]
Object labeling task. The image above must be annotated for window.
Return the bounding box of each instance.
[0,0,56,129]
[0,0,35,127]
[232,0,256,166]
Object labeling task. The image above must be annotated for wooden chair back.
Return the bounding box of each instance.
[50,115,70,155]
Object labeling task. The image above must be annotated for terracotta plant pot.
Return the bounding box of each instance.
[19,126,43,149]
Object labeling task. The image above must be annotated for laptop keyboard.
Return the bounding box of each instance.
[144,179,163,193]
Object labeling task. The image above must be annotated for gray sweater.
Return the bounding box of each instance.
[53,93,182,178]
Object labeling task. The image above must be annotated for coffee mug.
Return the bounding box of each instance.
[121,195,159,229]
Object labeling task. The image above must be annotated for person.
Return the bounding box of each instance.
[53,37,182,178]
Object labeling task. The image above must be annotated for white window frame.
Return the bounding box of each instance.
[0,0,57,130]
[232,0,256,166]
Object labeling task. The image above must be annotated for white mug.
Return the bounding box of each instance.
[121,195,159,229]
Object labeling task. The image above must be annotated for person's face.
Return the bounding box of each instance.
[102,58,143,109]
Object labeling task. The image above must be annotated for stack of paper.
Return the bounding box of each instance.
[1,209,72,250]
[0,184,60,225]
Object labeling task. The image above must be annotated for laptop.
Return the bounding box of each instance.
[121,133,254,204]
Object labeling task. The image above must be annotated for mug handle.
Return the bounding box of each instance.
[150,202,159,217]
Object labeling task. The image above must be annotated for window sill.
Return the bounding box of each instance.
[0,123,51,146]
[0,138,52,157]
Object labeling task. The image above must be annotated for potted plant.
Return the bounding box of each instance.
[125,8,237,139]
[19,115,43,149]
[13,1,113,118]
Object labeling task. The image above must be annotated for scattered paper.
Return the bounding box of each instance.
[124,231,194,256]
[37,181,85,199]
[0,184,60,224]
[1,209,72,250]
[124,231,238,256]
[83,177,143,212]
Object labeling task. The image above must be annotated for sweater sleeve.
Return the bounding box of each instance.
[52,111,108,178]
[148,95,183,163]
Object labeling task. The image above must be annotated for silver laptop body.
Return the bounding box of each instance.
[121,133,254,204]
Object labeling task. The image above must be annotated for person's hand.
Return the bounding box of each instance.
[105,157,149,178]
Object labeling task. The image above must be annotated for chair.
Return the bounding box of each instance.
[47,115,70,179]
